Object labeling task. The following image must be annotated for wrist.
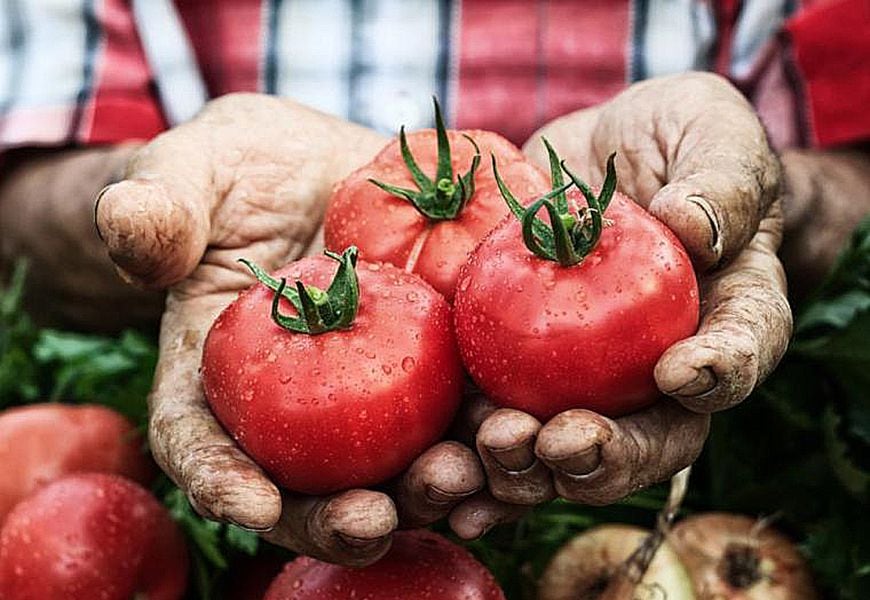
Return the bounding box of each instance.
[780,148,870,296]
[0,144,163,331]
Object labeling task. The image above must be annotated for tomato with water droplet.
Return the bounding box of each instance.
[0,473,188,600]
[325,123,548,300]
[454,188,699,420]
[264,530,505,600]
[0,404,154,526]
[202,254,463,494]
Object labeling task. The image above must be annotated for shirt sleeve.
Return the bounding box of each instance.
[784,0,870,148]
[0,0,167,151]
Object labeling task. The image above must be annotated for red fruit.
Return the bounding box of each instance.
[454,148,699,420]
[202,248,463,494]
[325,100,547,300]
[265,529,505,600]
[0,403,153,525]
[0,473,188,600]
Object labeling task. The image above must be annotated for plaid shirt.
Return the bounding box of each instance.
[0,0,867,151]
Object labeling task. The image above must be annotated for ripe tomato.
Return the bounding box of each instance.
[0,403,153,525]
[454,146,699,420]
[202,247,463,495]
[0,473,188,600]
[264,529,505,600]
[325,100,547,300]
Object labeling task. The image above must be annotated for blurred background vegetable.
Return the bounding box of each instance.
[2,216,869,600]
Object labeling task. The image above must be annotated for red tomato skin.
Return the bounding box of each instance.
[0,404,153,525]
[202,257,463,495]
[264,529,505,600]
[0,473,188,600]
[454,191,700,421]
[325,129,548,300]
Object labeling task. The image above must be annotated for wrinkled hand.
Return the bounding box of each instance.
[94,94,486,565]
[471,72,792,513]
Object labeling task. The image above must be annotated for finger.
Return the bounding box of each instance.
[655,201,792,412]
[395,441,485,528]
[449,387,499,446]
[262,489,398,567]
[477,409,555,505]
[448,492,530,540]
[535,401,710,505]
[94,121,214,289]
[149,294,282,531]
[645,73,782,271]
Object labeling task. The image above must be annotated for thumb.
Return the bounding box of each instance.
[95,122,214,289]
[643,73,781,271]
[647,163,778,272]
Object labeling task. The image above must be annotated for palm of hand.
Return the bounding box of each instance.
[468,73,790,508]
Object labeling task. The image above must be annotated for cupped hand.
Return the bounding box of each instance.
[472,72,792,510]
[94,94,486,565]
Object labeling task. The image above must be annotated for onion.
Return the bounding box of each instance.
[538,524,696,600]
[669,513,817,599]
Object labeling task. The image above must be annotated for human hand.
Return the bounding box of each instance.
[0,145,164,332]
[779,148,870,297]
[95,94,486,565]
[472,72,791,510]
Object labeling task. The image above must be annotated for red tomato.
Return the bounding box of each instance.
[264,529,505,600]
[0,403,153,525]
[202,252,463,495]
[454,187,699,420]
[325,128,547,300]
[0,473,188,600]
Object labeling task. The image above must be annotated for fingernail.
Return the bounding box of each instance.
[425,484,479,504]
[670,367,717,397]
[93,183,116,242]
[543,445,602,476]
[686,194,722,259]
[472,522,494,540]
[227,518,273,534]
[337,533,386,549]
[488,443,536,472]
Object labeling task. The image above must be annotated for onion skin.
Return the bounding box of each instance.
[669,513,818,599]
[538,524,696,600]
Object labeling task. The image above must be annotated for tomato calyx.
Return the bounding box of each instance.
[368,97,481,221]
[494,138,618,267]
[238,246,361,335]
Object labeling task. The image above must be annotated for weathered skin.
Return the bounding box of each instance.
[474,72,792,508]
[93,95,489,566]
[0,145,163,332]
[68,73,864,563]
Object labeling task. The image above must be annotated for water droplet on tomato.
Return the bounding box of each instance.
[406,290,419,302]
[458,276,471,292]
[381,364,392,375]
[401,356,416,372]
